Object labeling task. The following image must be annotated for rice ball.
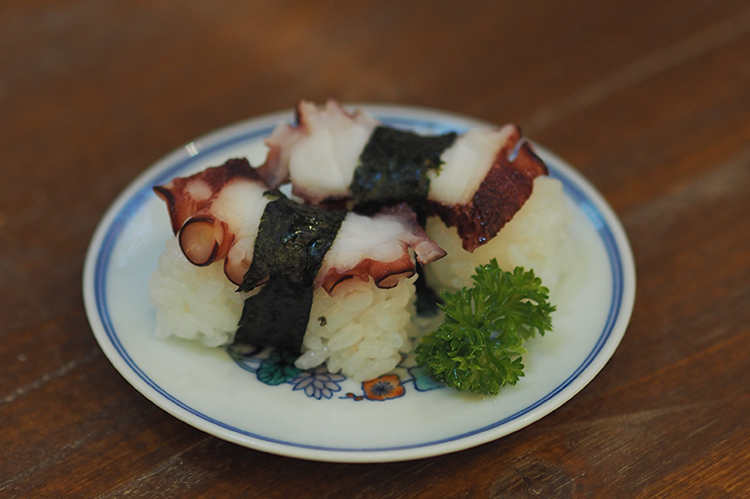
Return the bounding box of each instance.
[424,176,574,294]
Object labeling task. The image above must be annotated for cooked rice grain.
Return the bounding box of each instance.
[424,176,573,293]
[295,275,419,382]
[149,237,249,347]
[150,238,420,381]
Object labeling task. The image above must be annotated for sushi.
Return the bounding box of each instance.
[149,101,574,384]
[150,158,445,381]
[257,100,573,293]
[257,99,549,252]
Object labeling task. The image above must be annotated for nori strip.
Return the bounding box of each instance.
[349,126,457,213]
[234,191,346,352]
[234,279,314,352]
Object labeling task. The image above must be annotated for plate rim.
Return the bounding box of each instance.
[82,104,636,462]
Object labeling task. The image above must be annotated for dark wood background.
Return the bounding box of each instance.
[2,1,749,497]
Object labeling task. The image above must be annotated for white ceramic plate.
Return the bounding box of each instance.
[83,105,636,463]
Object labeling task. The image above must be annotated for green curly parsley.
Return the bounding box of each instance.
[415,260,555,396]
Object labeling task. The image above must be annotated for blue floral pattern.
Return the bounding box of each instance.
[227,346,444,401]
[290,366,346,399]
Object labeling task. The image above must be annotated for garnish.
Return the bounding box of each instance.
[415,260,555,396]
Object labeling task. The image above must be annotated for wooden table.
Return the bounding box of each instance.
[2,1,749,497]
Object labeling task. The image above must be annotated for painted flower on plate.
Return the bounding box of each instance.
[257,349,302,386]
[291,366,346,400]
[362,374,405,401]
[408,366,444,392]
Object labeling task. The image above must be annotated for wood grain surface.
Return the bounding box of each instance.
[1,1,749,497]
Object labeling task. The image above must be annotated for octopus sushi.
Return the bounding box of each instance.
[149,100,576,387]
[256,100,574,293]
[149,158,446,381]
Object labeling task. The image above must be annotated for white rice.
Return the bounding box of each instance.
[424,176,574,295]
[149,237,250,348]
[295,275,419,382]
[150,176,570,381]
[149,237,419,381]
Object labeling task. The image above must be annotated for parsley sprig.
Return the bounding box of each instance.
[415,260,555,396]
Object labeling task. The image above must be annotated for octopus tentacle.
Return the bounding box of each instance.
[178,215,232,266]
[155,160,445,292]
[256,99,378,203]
[254,100,549,252]
[427,125,548,252]
[153,158,271,284]
[316,203,446,295]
